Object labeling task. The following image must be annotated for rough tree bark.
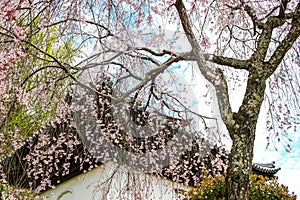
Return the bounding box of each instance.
[174,0,300,199]
[225,67,267,199]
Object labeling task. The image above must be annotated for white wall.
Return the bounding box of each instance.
[40,162,188,200]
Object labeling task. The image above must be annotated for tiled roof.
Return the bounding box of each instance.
[252,162,281,177]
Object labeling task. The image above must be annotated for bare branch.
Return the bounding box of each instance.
[21,39,118,101]
[244,4,266,30]
[136,47,177,57]
[116,55,185,102]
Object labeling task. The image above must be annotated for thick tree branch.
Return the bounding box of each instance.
[206,54,250,70]
[250,2,299,64]
[269,16,300,71]
[174,0,233,125]
[250,16,284,62]
[279,0,289,19]
[174,0,218,81]
[174,0,199,51]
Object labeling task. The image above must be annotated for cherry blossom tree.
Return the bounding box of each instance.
[0,0,299,199]
[0,0,78,197]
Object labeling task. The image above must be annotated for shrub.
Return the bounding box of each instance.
[184,173,297,200]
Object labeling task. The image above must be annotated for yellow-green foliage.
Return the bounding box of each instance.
[250,175,296,200]
[184,173,297,200]
[0,181,37,199]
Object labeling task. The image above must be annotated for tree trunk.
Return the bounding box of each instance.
[224,68,267,199]
[225,120,256,199]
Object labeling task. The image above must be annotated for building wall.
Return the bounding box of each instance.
[40,162,188,200]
